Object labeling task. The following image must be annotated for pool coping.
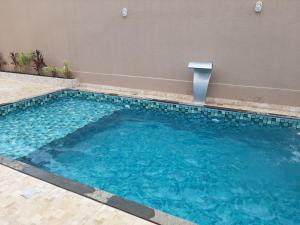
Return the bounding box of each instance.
[0,88,68,107]
[0,156,196,225]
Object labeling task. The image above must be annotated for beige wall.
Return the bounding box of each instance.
[1,0,299,106]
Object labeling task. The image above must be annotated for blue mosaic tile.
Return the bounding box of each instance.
[0,89,299,130]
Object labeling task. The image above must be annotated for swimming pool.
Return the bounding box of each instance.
[0,90,299,225]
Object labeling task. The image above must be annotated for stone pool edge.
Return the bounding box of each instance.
[0,156,196,225]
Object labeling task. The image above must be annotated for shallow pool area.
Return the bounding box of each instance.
[0,90,300,225]
[0,96,121,158]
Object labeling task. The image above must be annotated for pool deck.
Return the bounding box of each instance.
[0,78,63,105]
[0,165,153,225]
[0,77,299,225]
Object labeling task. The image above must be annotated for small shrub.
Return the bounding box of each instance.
[8,50,72,79]
[32,50,47,75]
[60,62,71,79]
[0,53,7,71]
[42,66,59,77]
[17,51,34,72]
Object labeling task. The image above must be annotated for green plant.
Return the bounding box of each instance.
[17,51,34,72]
[8,50,71,79]
[42,66,59,77]
[32,50,46,75]
[0,53,7,71]
[59,62,71,79]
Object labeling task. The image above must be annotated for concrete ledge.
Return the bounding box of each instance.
[0,72,79,88]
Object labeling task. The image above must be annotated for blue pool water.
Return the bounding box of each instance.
[1,94,300,224]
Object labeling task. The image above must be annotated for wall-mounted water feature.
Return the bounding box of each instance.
[188,62,213,105]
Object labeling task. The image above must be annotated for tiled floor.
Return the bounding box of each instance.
[0,165,153,225]
[0,78,63,105]
[0,78,154,225]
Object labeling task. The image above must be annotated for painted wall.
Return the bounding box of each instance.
[0,0,299,106]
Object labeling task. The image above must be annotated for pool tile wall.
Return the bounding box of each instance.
[0,89,299,130]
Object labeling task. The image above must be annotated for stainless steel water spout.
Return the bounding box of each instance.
[188,62,213,105]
